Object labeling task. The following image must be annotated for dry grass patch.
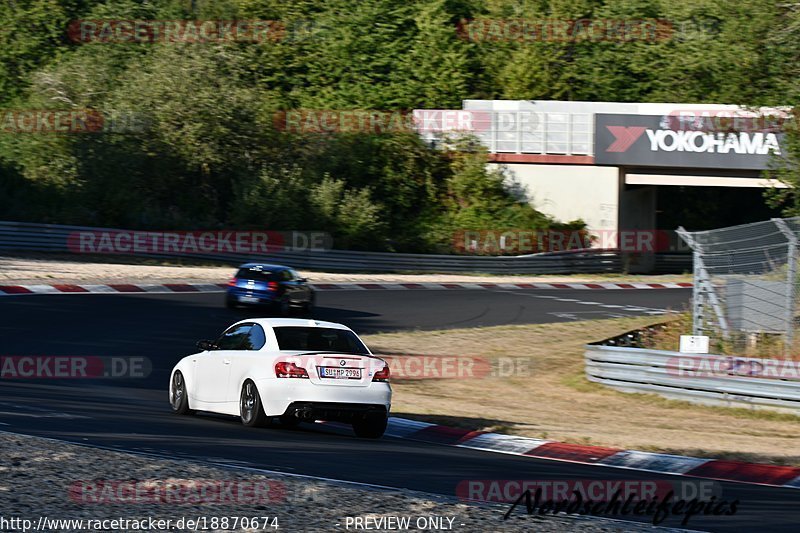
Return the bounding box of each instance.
[363,317,800,466]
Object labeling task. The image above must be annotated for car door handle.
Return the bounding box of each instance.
[223,359,231,365]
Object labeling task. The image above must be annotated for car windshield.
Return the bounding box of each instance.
[235,268,280,281]
[273,327,369,354]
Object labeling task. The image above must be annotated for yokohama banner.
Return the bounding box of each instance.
[594,113,786,170]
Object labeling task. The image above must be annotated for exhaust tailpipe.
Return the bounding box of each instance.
[294,407,314,420]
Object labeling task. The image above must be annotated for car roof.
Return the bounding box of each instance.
[236,263,290,271]
[233,318,352,331]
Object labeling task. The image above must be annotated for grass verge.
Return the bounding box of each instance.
[362,317,800,466]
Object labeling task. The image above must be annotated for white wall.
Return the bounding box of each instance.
[464,99,788,116]
[493,163,621,233]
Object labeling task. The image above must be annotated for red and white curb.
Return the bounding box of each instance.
[0,283,228,295]
[385,417,800,490]
[0,281,692,295]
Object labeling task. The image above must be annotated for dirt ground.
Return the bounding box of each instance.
[363,317,800,466]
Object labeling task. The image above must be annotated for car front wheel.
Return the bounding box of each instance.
[240,380,268,427]
[170,371,193,415]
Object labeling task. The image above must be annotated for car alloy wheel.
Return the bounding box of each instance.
[170,371,192,415]
[239,380,267,427]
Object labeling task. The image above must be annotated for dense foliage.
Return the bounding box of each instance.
[1,0,798,250]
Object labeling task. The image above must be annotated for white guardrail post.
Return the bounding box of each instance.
[773,218,797,353]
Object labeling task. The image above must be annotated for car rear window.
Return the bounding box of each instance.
[235,268,280,281]
[273,327,369,354]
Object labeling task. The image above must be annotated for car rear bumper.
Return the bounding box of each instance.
[226,288,278,304]
[255,378,391,417]
[283,401,387,423]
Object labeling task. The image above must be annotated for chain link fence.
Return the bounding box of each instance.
[677,218,800,355]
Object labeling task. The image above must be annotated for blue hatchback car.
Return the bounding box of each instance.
[225,263,315,315]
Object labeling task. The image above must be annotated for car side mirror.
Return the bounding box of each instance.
[196,340,217,351]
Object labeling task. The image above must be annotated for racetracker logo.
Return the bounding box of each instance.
[67,230,331,254]
[661,109,789,134]
[456,18,673,42]
[0,109,117,134]
[68,479,286,504]
[666,355,800,379]
[458,479,720,503]
[378,355,531,379]
[454,229,680,254]
[68,20,285,44]
[457,479,736,527]
[0,356,151,379]
[273,110,493,135]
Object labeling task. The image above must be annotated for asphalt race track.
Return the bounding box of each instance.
[0,287,690,337]
[2,288,799,531]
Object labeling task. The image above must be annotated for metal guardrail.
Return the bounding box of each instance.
[585,344,800,415]
[0,221,627,274]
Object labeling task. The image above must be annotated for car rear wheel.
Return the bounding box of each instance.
[225,296,237,309]
[352,413,388,438]
[240,380,268,427]
[170,371,193,415]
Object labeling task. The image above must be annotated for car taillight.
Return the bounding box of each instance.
[275,362,309,379]
[227,277,238,286]
[372,365,390,382]
[267,281,279,291]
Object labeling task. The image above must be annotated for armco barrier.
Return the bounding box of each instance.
[585,345,800,415]
[0,220,632,274]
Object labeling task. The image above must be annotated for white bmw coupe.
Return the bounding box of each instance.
[169,318,391,438]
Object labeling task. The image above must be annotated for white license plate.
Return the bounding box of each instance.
[239,296,259,303]
[319,367,362,379]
